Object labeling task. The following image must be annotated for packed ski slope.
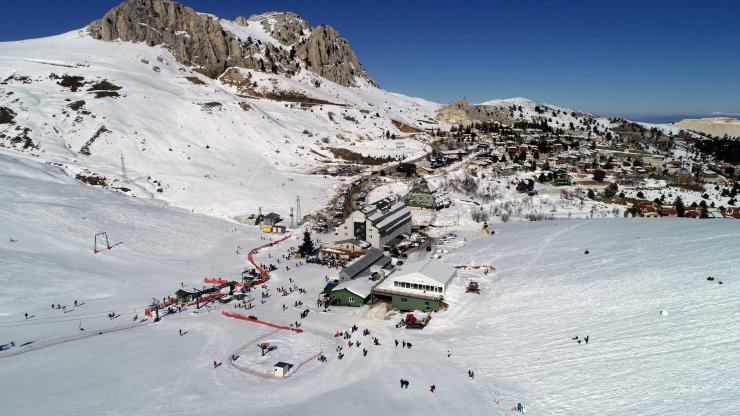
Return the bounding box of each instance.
[1,153,738,415]
[0,27,438,219]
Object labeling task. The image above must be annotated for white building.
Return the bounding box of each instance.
[338,196,412,249]
[388,259,457,296]
[371,259,458,312]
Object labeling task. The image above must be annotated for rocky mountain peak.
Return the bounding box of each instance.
[87,0,374,87]
[246,12,311,46]
[298,24,374,87]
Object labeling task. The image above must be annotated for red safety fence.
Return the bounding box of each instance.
[248,234,292,281]
[222,310,303,333]
[203,277,229,285]
[144,298,178,317]
[226,328,319,380]
[228,350,322,380]
[145,234,291,317]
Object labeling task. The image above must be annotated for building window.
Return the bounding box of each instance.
[394,282,398,287]
[348,296,354,303]
[400,297,407,303]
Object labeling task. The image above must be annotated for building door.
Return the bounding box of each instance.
[354,221,366,241]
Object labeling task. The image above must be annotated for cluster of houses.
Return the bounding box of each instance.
[408,126,737,191]
[634,200,740,219]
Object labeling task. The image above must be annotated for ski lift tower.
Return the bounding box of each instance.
[149,298,161,322]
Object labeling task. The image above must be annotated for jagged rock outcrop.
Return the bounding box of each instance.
[249,12,373,86]
[87,0,291,79]
[234,16,248,27]
[436,98,513,126]
[88,0,374,87]
[250,12,311,47]
[297,25,373,87]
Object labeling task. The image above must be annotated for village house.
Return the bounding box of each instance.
[659,207,678,217]
[415,165,434,176]
[403,178,448,210]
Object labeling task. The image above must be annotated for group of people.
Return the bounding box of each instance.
[393,339,412,349]
[305,255,348,269]
[50,299,79,313]
[571,335,590,344]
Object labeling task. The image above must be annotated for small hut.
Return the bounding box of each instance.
[273,362,293,377]
[175,289,194,303]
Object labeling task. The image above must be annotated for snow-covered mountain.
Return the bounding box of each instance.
[1,3,737,414]
[0,0,440,219]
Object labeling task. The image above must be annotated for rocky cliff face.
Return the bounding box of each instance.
[436,98,513,126]
[247,12,310,47]
[298,25,371,88]
[88,0,374,87]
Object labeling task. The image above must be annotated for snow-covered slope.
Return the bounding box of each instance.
[0,28,439,220]
[1,154,737,415]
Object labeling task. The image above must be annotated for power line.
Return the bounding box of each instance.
[0,307,148,325]
[0,314,139,328]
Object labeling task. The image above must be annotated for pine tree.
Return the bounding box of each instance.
[674,196,685,217]
[298,229,315,257]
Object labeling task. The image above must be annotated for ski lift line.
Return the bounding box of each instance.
[0,312,142,328]
[0,308,147,324]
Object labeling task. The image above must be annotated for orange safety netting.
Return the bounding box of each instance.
[203,277,229,285]
[222,310,303,333]
[144,298,178,317]
[248,234,292,280]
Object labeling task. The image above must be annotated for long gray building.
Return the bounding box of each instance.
[338,196,412,249]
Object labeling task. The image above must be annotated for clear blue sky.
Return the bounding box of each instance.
[2,1,739,117]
